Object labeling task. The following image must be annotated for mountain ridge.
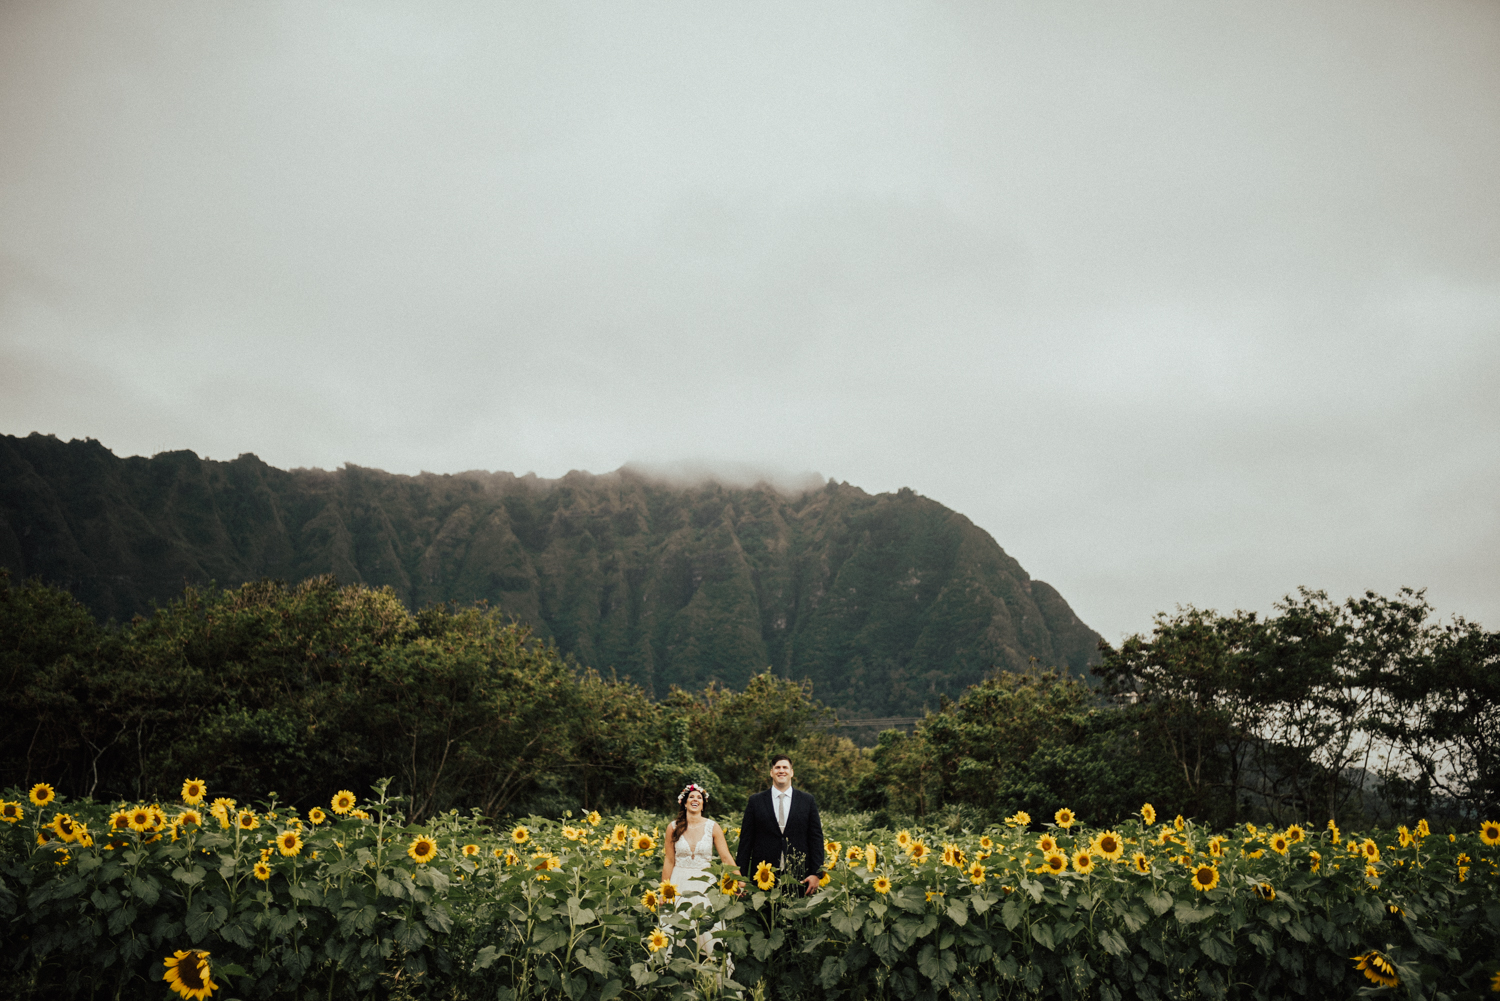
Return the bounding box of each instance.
[0,432,1102,716]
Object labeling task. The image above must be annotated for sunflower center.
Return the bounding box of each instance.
[179,954,207,990]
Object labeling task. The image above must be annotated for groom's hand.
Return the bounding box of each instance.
[802,875,820,895]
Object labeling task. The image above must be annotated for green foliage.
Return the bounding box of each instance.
[1096,587,1500,828]
[866,670,1177,827]
[0,574,866,820]
[3,786,1498,1000]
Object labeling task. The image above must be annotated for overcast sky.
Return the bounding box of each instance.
[2,2,1497,642]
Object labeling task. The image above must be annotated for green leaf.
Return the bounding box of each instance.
[1172,900,1214,924]
[1030,921,1056,951]
[1199,932,1234,966]
[946,899,969,926]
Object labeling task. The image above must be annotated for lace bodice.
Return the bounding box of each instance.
[672,819,717,873]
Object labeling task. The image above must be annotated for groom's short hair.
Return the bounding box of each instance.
[770,753,792,767]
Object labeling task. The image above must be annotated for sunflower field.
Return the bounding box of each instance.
[2,782,1499,1001]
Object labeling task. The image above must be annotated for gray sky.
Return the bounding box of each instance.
[3,1,1498,643]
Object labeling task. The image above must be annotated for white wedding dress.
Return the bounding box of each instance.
[667,819,730,967]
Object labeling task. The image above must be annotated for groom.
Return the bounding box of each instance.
[736,753,824,895]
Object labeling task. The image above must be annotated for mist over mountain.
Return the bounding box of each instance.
[0,433,1101,717]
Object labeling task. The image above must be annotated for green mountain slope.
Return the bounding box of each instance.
[0,433,1101,716]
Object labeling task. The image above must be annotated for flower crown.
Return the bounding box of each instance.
[677,783,709,805]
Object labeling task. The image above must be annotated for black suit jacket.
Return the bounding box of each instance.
[735,787,824,879]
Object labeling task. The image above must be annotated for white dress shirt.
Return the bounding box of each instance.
[774,785,794,832]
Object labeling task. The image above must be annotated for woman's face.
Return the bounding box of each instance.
[685,790,704,813]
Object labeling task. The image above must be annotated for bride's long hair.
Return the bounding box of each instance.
[670,783,709,840]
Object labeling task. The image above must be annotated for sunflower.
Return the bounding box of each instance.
[660,881,680,903]
[1054,808,1076,829]
[1140,803,1156,825]
[326,790,354,815]
[1327,820,1341,844]
[29,783,55,807]
[1365,864,1380,880]
[535,854,562,873]
[109,810,130,831]
[979,836,994,850]
[1285,824,1305,844]
[1270,835,1290,856]
[896,829,912,849]
[1207,837,1224,858]
[510,825,530,845]
[1173,815,1185,832]
[755,861,776,890]
[276,831,303,857]
[1490,970,1500,993]
[1041,852,1067,874]
[50,813,79,843]
[502,850,518,866]
[873,875,892,894]
[1006,811,1032,827]
[640,889,659,912]
[1037,834,1059,854]
[586,810,601,826]
[1132,853,1151,874]
[234,810,258,831]
[1397,826,1414,848]
[1351,950,1398,988]
[307,807,327,825]
[1362,839,1381,862]
[610,824,628,845]
[1253,882,1275,901]
[253,861,271,881]
[127,807,153,832]
[968,862,986,885]
[941,843,963,867]
[1480,821,1500,846]
[1154,827,1173,847]
[0,801,23,824]
[908,842,931,863]
[1072,851,1095,874]
[407,836,438,864]
[647,928,671,953]
[163,949,217,1000]
[351,809,370,820]
[1188,863,1219,891]
[720,872,743,894]
[825,839,842,858]
[1093,831,1124,861]
[460,843,479,857]
[865,844,878,871]
[846,844,864,863]
[1309,850,1322,872]
[177,810,203,828]
[1415,819,1430,839]
[180,779,207,806]
[562,826,582,841]
[634,834,656,853]
[209,799,235,828]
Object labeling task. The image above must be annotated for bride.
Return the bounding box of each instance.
[661,783,738,957]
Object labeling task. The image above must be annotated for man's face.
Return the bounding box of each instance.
[770,759,793,788]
